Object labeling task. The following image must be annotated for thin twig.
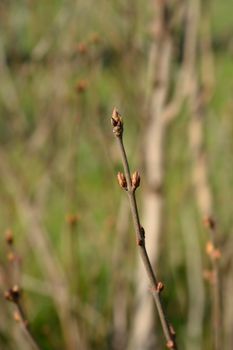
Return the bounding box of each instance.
[111,108,177,350]
[0,149,86,350]
[204,217,222,350]
[182,1,222,347]
[5,286,42,350]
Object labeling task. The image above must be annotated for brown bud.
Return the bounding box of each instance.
[166,340,175,349]
[156,281,164,293]
[212,249,221,260]
[4,291,11,301]
[203,216,215,230]
[131,171,140,190]
[169,324,176,336]
[76,42,88,55]
[76,79,88,94]
[206,241,214,256]
[13,311,21,323]
[206,242,221,260]
[7,252,16,262]
[4,285,21,303]
[66,214,79,227]
[111,108,123,137]
[137,238,143,246]
[5,229,14,245]
[203,269,215,284]
[117,172,127,190]
[111,108,121,125]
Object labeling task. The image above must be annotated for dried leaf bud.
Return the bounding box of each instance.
[4,285,21,303]
[111,108,123,137]
[5,229,14,245]
[203,216,215,230]
[166,340,175,349]
[131,171,140,190]
[156,281,164,293]
[117,172,127,190]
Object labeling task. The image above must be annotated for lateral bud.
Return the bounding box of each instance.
[137,238,143,246]
[66,214,79,227]
[156,281,164,293]
[4,285,21,303]
[206,241,221,260]
[169,324,176,336]
[131,171,140,190]
[117,172,127,190]
[166,340,175,349]
[13,311,21,323]
[111,108,123,137]
[203,216,215,230]
[203,269,215,284]
[5,229,14,245]
[7,252,17,262]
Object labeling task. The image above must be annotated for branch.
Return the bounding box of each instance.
[111,108,177,350]
[5,286,42,350]
[203,217,222,350]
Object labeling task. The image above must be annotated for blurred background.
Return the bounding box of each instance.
[0,1,233,349]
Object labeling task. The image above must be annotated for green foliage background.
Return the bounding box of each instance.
[0,1,232,349]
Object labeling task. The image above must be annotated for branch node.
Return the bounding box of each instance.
[169,324,176,337]
[203,269,215,284]
[136,238,144,246]
[13,311,21,323]
[157,281,165,293]
[206,242,221,260]
[140,226,145,238]
[4,285,21,303]
[166,340,175,349]
[7,251,17,263]
[5,229,14,245]
[203,216,215,230]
